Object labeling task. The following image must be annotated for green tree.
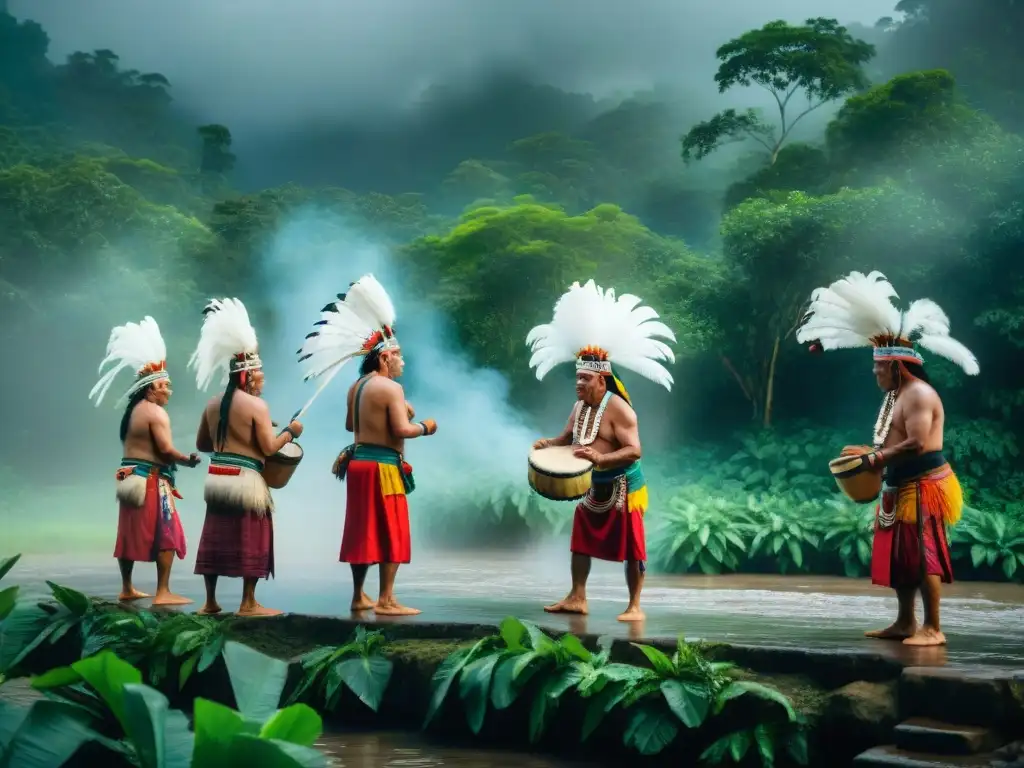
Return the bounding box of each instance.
[401,201,719,390]
[440,159,511,208]
[825,69,991,179]
[707,185,942,427]
[681,18,875,166]
[197,123,236,175]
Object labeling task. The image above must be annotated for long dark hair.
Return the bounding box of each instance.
[216,372,246,449]
[359,346,383,376]
[896,360,932,386]
[119,387,150,442]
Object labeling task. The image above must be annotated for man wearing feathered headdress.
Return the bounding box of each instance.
[527,279,676,622]
[89,316,199,606]
[297,274,437,616]
[189,298,303,617]
[797,271,979,647]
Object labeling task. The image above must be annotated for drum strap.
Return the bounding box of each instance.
[352,375,373,434]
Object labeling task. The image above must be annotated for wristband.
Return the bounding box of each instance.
[284,425,297,440]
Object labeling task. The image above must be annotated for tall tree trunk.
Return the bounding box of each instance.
[763,335,781,428]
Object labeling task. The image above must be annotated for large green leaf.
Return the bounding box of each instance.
[0,586,18,622]
[0,604,53,673]
[222,735,327,768]
[458,653,501,734]
[259,704,322,747]
[630,643,675,676]
[0,555,21,583]
[45,583,91,617]
[580,682,628,742]
[121,682,172,768]
[621,703,679,756]
[498,617,527,651]
[660,679,710,728]
[489,655,523,710]
[161,710,196,768]
[191,698,254,766]
[423,643,481,727]
[331,655,393,713]
[716,680,797,721]
[222,641,289,722]
[71,651,143,732]
[0,698,98,768]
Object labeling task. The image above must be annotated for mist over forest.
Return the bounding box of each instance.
[2,0,1023,582]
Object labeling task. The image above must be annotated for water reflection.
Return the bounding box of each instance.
[317,730,595,767]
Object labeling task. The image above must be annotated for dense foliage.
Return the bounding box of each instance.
[425,616,807,764]
[3,3,1024,581]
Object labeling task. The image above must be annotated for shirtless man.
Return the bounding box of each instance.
[189,297,302,617]
[89,316,197,606]
[796,270,978,649]
[842,358,961,647]
[525,280,676,623]
[335,343,436,616]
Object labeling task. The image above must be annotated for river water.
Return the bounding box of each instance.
[10,545,1024,666]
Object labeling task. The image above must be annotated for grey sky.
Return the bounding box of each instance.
[10,0,898,128]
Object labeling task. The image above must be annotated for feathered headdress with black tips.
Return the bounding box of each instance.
[89,316,170,407]
[526,279,677,401]
[796,270,979,375]
[296,273,399,382]
[189,298,262,391]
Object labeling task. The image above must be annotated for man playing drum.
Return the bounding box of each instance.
[89,316,199,606]
[296,275,436,616]
[190,298,303,617]
[526,280,676,622]
[797,271,979,647]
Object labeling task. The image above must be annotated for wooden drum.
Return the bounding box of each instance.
[829,453,882,504]
[528,445,593,502]
[263,441,303,490]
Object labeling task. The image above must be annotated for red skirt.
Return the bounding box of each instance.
[194,502,274,579]
[871,476,955,589]
[339,459,411,565]
[570,481,646,563]
[113,472,187,563]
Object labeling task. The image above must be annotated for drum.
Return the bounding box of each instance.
[263,441,303,489]
[528,445,593,502]
[829,453,882,504]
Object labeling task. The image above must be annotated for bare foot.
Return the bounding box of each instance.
[351,593,377,612]
[374,600,421,616]
[865,621,917,640]
[616,605,645,622]
[903,628,946,647]
[237,603,283,618]
[118,588,151,601]
[197,603,222,615]
[152,592,194,607]
[543,597,588,615]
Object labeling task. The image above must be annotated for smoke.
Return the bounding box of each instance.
[257,207,544,563]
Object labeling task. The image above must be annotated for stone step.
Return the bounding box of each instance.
[853,745,994,768]
[900,666,1024,729]
[894,718,1003,755]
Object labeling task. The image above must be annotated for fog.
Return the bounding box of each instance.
[11,0,897,129]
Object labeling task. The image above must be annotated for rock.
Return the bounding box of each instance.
[821,680,900,760]
[901,667,1024,731]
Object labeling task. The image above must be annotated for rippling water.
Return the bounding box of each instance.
[11,544,1024,666]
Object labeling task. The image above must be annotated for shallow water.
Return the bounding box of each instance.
[12,544,1024,666]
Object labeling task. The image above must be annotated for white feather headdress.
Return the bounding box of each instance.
[296,274,399,382]
[526,279,677,393]
[88,316,170,407]
[796,270,979,375]
[188,298,262,391]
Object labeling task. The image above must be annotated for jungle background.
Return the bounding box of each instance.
[1,1,1022,584]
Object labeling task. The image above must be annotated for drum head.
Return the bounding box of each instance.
[277,441,303,459]
[529,444,592,475]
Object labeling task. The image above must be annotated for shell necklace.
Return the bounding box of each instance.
[573,391,612,446]
[873,390,897,449]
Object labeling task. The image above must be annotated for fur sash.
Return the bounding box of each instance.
[204,452,273,517]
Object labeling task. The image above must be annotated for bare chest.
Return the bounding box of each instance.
[572,398,617,450]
